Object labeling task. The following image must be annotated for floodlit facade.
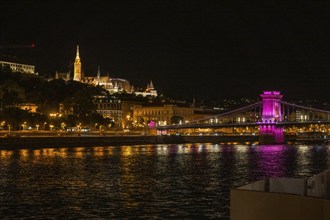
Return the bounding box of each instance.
[69,45,157,96]
[93,95,123,123]
[132,104,195,126]
[5,103,38,113]
[0,61,36,74]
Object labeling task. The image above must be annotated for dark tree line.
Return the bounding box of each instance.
[0,67,109,130]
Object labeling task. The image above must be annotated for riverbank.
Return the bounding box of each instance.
[0,133,309,149]
[0,134,262,149]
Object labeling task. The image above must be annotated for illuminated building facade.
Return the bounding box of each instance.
[93,95,143,128]
[0,61,36,74]
[93,96,123,123]
[134,80,157,97]
[5,103,38,113]
[132,104,195,126]
[68,45,157,96]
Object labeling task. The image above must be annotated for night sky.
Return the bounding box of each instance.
[1,1,330,101]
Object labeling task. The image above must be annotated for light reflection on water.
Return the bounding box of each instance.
[0,144,329,219]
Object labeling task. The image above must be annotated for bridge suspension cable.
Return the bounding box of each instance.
[280,101,330,115]
[186,101,262,124]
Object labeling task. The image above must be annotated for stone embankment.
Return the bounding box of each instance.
[0,134,260,149]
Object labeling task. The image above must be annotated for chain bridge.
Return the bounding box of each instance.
[156,91,330,144]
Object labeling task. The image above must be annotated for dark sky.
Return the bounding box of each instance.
[1,1,330,101]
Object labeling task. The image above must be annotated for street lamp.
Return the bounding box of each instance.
[1,121,5,130]
[36,124,39,131]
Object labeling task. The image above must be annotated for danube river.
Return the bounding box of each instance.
[0,143,329,219]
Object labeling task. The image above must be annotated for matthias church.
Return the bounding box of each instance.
[55,45,157,97]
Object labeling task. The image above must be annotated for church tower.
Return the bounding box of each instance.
[73,45,82,81]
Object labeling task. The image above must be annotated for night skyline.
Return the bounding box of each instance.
[1,1,330,101]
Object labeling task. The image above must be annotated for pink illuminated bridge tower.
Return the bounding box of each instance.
[258,91,284,144]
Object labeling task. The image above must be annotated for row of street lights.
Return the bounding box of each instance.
[1,117,136,131]
[0,121,54,131]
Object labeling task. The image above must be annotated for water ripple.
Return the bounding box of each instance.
[0,144,329,218]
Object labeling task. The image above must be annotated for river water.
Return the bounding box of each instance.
[0,143,329,219]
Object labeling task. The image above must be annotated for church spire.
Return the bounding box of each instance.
[149,80,154,89]
[76,45,80,59]
[97,66,100,78]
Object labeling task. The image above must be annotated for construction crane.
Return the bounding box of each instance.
[0,43,35,49]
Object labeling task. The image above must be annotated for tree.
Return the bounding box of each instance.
[0,80,26,105]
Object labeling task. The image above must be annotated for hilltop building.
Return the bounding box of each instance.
[82,66,131,94]
[65,45,157,97]
[134,80,158,97]
[0,60,36,74]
